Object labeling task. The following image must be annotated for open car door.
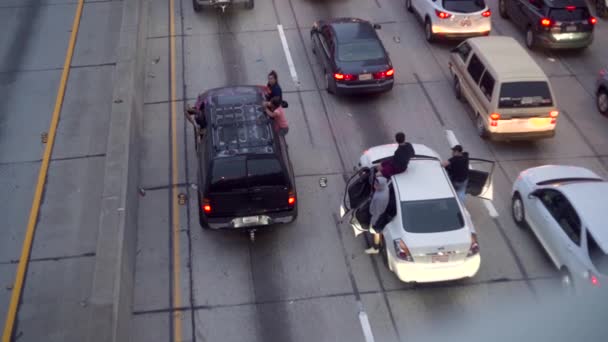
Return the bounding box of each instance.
[466,158,495,201]
[339,167,374,237]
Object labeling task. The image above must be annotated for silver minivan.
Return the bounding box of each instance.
[448,36,558,140]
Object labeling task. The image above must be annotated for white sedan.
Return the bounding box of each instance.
[340,143,494,283]
[511,165,608,293]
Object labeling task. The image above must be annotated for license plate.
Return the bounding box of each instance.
[460,19,472,27]
[359,73,372,81]
[242,216,259,224]
[432,255,449,263]
[566,25,577,32]
[530,118,548,127]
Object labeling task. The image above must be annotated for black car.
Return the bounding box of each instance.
[193,86,297,233]
[499,0,597,50]
[310,18,394,95]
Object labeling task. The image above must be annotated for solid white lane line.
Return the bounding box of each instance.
[277,24,300,87]
[483,200,500,218]
[445,129,460,147]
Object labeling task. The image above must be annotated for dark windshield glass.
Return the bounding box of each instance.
[247,158,287,188]
[338,40,385,62]
[400,198,464,233]
[210,157,247,192]
[215,93,258,106]
[443,0,486,13]
[588,232,608,276]
[499,82,553,108]
[550,8,589,21]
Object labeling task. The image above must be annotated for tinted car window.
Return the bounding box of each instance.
[479,71,495,101]
[456,42,472,62]
[467,54,485,84]
[247,158,287,188]
[400,198,464,233]
[443,0,486,13]
[210,157,247,192]
[215,93,258,106]
[337,40,385,62]
[588,232,608,275]
[498,82,553,108]
[550,8,590,21]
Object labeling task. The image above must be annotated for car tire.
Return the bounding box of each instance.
[192,0,202,12]
[560,268,574,295]
[597,88,608,115]
[406,0,413,13]
[499,0,509,19]
[525,26,536,50]
[597,0,608,18]
[424,19,435,42]
[453,76,463,101]
[511,192,528,228]
[325,72,335,94]
[245,0,254,9]
[476,114,489,139]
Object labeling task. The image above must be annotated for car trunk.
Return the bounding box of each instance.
[336,59,392,85]
[403,228,472,264]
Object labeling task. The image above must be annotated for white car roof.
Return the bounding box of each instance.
[393,158,455,202]
[560,182,608,251]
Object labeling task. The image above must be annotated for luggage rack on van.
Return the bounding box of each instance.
[210,102,275,157]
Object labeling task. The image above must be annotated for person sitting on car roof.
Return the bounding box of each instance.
[377,132,414,179]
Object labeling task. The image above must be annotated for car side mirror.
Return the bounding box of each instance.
[373,24,382,30]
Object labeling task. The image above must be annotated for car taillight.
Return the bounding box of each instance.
[435,10,452,19]
[589,16,597,25]
[202,198,211,213]
[373,68,395,79]
[481,10,491,17]
[490,112,500,127]
[589,272,600,287]
[540,18,552,27]
[549,110,559,118]
[467,233,480,257]
[334,73,356,81]
[288,191,296,206]
[393,239,413,262]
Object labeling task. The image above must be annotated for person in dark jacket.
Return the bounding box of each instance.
[378,132,414,179]
[442,144,469,203]
[365,176,389,254]
[263,70,282,109]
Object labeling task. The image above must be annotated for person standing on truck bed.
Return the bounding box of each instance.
[264,70,282,109]
[265,97,289,136]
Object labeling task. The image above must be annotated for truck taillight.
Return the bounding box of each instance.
[288,191,296,206]
[394,239,413,262]
[202,198,211,213]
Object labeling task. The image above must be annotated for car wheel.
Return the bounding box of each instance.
[406,0,413,13]
[511,192,527,228]
[525,27,536,49]
[380,236,391,269]
[325,72,335,94]
[597,88,608,115]
[476,114,489,139]
[453,77,463,101]
[245,0,254,9]
[560,268,574,294]
[597,0,608,18]
[192,0,202,12]
[424,19,435,42]
[499,0,509,18]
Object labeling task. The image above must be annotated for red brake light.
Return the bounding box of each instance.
[540,18,552,27]
[334,73,344,80]
[565,5,576,10]
[435,10,452,19]
[467,233,480,257]
[288,191,296,206]
[549,110,559,118]
[202,198,212,213]
[589,17,597,25]
[334,73,356,81]
[394,239,414,262]
[373,68,395,79]
[590,273,600,287]
[481,10,491,17]
[386,68,394,76]
[490,113,500,120]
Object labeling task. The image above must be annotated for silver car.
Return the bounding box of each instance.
[511,165,608,293]
[597,67,608,116]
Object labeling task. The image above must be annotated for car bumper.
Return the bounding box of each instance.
[389,254,481,283]
[536,32,593,49]
[434,31,490,40]
[488,129,556,141]
[335,78,394,95]
[202,209,296,229]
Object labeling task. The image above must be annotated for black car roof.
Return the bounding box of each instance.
[543,0,588,8]
[202,86,277,158]
[326,18,377,43]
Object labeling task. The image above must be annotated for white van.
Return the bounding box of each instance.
[448,36,558,141]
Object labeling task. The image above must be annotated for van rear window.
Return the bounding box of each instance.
[443,0,486,13]
[549,8,589,21]
[498,82,553,108]
[209,157,286,192]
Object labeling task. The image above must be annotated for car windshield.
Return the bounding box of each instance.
[400,198,464,233]
[337,39,385,62]
[498,81,553,108]
[209,157,286,192]
[588,232,608,276]
[443,0,486,13]
[549,8,590,21]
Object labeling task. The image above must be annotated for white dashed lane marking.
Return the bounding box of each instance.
[277,24,300,87]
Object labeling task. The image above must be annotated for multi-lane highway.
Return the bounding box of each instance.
[2,0,608,341]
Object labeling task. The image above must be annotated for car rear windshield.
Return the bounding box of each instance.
[443,0,486,13]
[588,232,608,275]
[549,7,590,21]
[337,39,385,62]
[209,157,287,193]
[400,198,464,233]
[215,93,258,106]
[498,82,553,108]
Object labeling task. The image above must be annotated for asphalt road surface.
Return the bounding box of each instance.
[2,0,608,341]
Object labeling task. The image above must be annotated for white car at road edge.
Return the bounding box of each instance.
[340,143,494,283]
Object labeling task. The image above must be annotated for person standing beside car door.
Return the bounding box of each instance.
[365,176,390,255]
[442,145,469,203]
[265,97,289,136]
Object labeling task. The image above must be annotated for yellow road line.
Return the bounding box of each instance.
[1,1,85,341]
[169,0,183,341]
